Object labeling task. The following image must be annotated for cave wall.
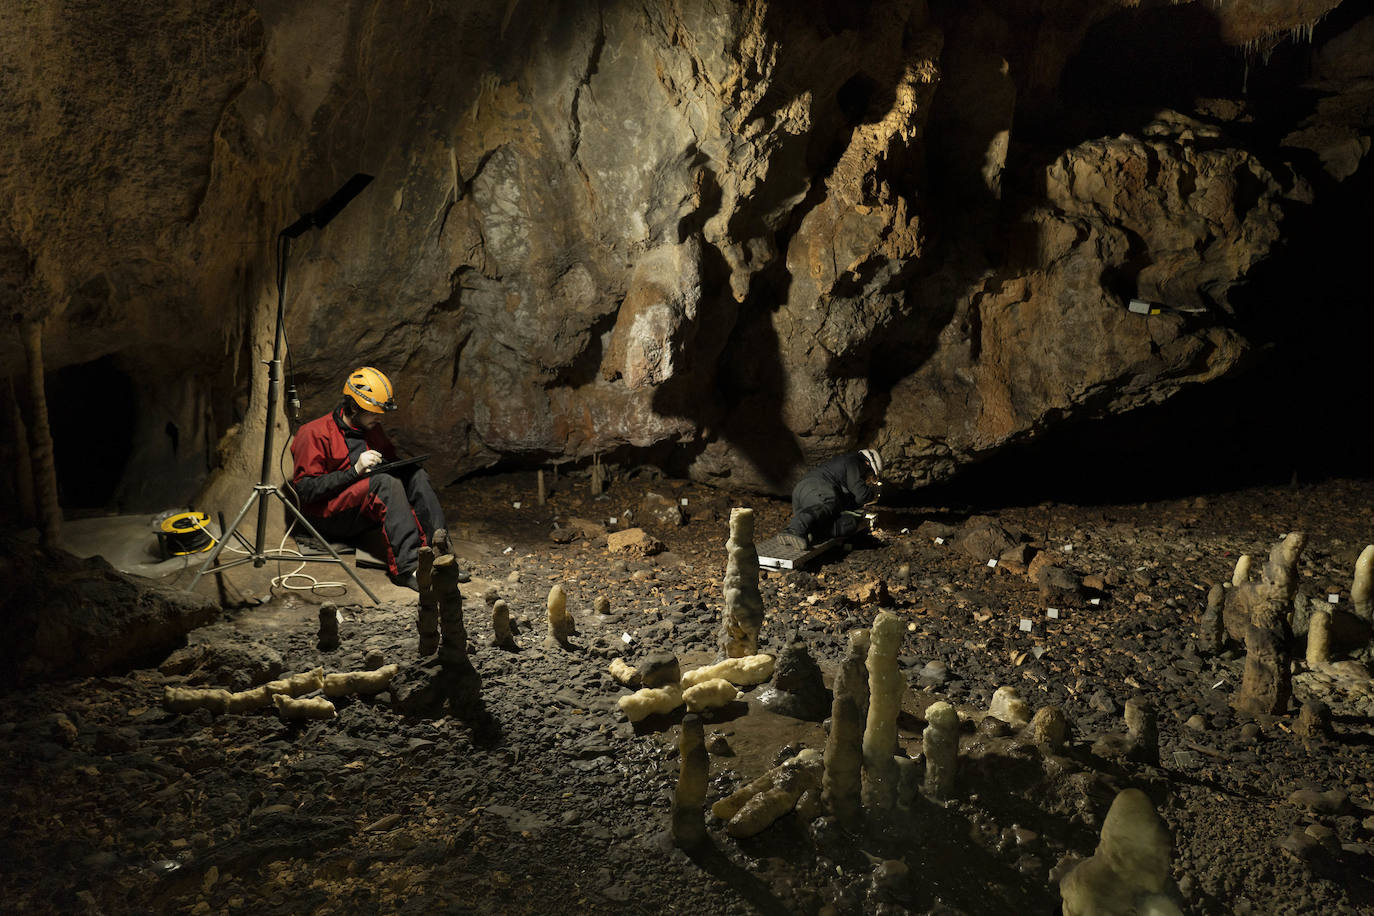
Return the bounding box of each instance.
[1,0,1369,517]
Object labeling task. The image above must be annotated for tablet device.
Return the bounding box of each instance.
[369,454,429,476]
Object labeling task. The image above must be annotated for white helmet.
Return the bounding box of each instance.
[860,448,882,477]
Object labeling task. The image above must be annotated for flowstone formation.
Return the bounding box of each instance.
[719,508,764,658]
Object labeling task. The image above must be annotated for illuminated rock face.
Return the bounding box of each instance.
[0,0,1365,514]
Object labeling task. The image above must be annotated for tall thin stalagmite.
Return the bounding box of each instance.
[720,507,764,658]
[21,320,60,547]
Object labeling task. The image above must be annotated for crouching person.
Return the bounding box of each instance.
[775,449,882,552]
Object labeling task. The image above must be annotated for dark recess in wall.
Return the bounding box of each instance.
[926,157,1374,508]
[48,355,136,511]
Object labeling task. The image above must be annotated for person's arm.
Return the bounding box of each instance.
[290,427,362,505]
[843,455,877,506]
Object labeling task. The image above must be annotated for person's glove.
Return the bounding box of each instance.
[353,449,383,474]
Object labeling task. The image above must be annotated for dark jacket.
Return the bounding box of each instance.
[794,452,877,510]
[289,403,396,514]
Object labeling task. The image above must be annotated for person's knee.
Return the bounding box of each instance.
[371,473,403,502]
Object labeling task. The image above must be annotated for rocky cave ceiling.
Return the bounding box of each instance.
[0,0,1370,517]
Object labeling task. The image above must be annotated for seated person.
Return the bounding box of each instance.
[288,366,446,590]
[775,449,882,552]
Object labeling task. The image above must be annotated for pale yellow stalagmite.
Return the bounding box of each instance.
[1060,788,1181,916]
[670,714,708,849]
[273,694,337,721]
[323,664,400,697]
[822,628,870,826]
[713,749,823,838]
[617,685,684,722]
[1306,609,1332,667]
[1028,705,1068,752]
[922,701,959,800]
[1232,554,1252,587]
[163,687,233,714]
[265,667,325,697]
[683,678,740,712]
[491,598,517,650]
[680,654,774,688]
[546,583,575,648]
[862,610,904,811]
[1352,544,1373,623]
[720,507,764,658]
[608,658,640,687]
[988,686,1031,727]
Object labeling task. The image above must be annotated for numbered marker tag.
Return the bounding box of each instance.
[512,501,522,509]
[901,528,910,535]
[1063,544,1074,553]
[934,537,944,545]
[987,559,998,568]
[621,632,634,645]
[680,498,689,506]
[1046,608,1060,619]
[1328,594,1340,604]
[1031,646,1046,659]
[1018,619,1033,632]
[608,517,617,526]
[502,546,514,555]
[1089,597,1101,606]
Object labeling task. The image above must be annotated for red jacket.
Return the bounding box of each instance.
[289,405,397,516]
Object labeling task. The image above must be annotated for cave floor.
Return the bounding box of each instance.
[3,472,1374,914]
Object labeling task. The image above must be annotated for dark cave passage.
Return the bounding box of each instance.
[48,354,137,512]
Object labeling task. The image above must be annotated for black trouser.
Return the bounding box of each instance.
[784,477,863,544]
[307,467,445,576]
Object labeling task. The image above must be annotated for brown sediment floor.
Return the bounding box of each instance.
[1,472,1372,913]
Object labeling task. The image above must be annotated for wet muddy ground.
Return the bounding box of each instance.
[2,471,1373,914]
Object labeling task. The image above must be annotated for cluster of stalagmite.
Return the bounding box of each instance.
[822,628,870,826]
[163,667,325,714]
[719,508,764,658]
[712,749,823,838]
[862,611,904,812]
[1059,789,1181,915]
[1235,532,1305,716]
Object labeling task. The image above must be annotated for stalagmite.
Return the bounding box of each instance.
[545,583,575,649]
[1352,545,1373,623]
[1232,554,1252,587]
[1236,533,1304,716]
[1124,696,1159,766]
[922,701,959,800]
[21,320,61,548]
[713,749,823,838]
[639,653,681,688]
[593,595,611,617]
[1306,609,1331,667]
[683,678,740,712]
[823,628,870,826]
[680,654,774,689]
[862,611,904,812]
[608,658,640,687]
[1199,583,1225,652]
[670,714,708,849]
[491,599,517,650]
[417,546,439,656]
[163,687,232,714]
[1059,789,1181,916]
[323,664,399,697]
[273,694,337,721]
[719,507,764,658]
[537,469,546,506]
[988,686,1031,727]
[1028,705,1068,752]
[317,603,340,651]
[433,555,469,662]
[617,685,684,722]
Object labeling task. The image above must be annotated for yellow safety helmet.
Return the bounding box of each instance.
[342,366,397,413]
